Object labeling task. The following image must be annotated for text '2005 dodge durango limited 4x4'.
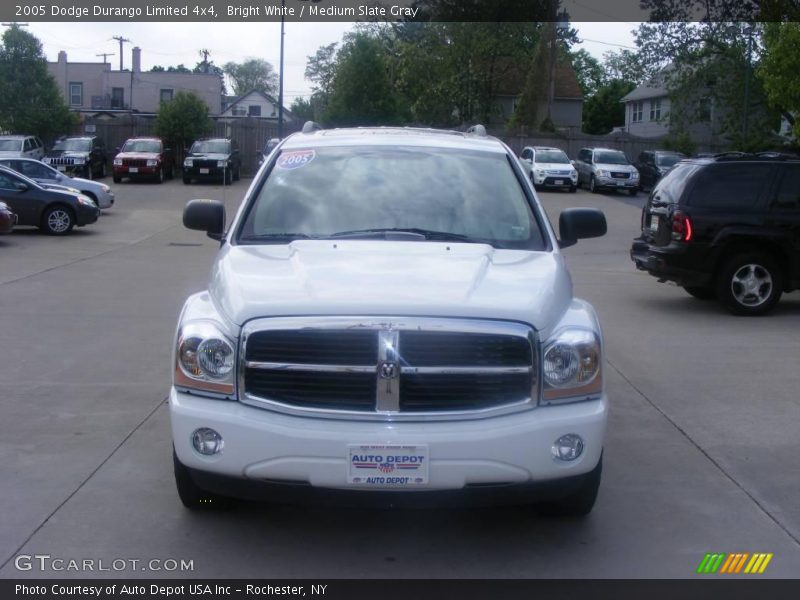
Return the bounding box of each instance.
[172,123,609,515]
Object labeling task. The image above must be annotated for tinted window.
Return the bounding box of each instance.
[594,150,629,165]
[19,161,52,179]
[521,149,532,160]
[651,163,702,204]
[656,153,685,167]
[24,139,33,152]
[240,146,545,250]
[190,140,231,154]
[773,165,800,209]
[687,164,772,210]
[0,172,18,189]
[121,140,161,153]
[53,139,92,152]
[579,149,590,162]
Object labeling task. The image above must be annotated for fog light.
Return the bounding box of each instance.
[552,434,584,461]
[192,428,224,455]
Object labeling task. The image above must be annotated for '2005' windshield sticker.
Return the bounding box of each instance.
[277,150,315,170]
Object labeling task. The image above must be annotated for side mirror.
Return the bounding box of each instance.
[15,182,28,192]
[183,199,225,241]
[570,160,576,166]
[558,208,607,248]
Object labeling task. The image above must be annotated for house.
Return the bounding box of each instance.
[47,48,223,116]
[220,90,295,124]
[493,59,583,132]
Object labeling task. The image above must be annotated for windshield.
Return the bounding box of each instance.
[53,139,92,152]
[239,146,546,250]
[656,153,685,168]
[122,140,161,153]
[595,151,629,165]
[0,140,22,151]
[535,150,570,164]
[190,140,230,154]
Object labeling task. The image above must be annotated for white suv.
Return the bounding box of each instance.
[172,124,609,515]
[0,135,45,160]
[520,146,578,192]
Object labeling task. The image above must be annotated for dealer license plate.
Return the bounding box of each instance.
[56,166,66,172]
[554,179,564,185]
[348,444,429,486]
[200,168,209,174]
[649,215,660,232]
[616,180,625,187]
[128,167,138,173]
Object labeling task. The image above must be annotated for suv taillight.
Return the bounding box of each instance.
[671,211,693,242]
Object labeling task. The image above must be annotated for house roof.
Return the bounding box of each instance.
[620,65,673,103]
[222,89,294,118]
[494,58,583,100]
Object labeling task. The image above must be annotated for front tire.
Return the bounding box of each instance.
[715,253,783,316]
[589,176,598,194]
[156,168,164,184]
[173,449,232,510]
[41,205,75,235]
[113,174,122,183]
[536,455,602,517]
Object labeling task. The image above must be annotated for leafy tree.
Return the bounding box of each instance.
[602,49,648,87]
[758,22,800,138]
[154,91,212,156]
[325,33,405,126]
[570,49,605,98]
[304,42,338,120]
[223,58,278,96]
[582,79,635,134]
[0,26,77,139]
[193,59,227,95]
[290,97,315,122]
[150,64,191,73]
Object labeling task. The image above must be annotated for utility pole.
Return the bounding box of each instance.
[742,25,754,145]
[111,36,131,71]
[277,0,286,138]
[199,48,210,73]
[96,52,115,64]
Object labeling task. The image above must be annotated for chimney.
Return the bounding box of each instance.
[58,50,67,63]
[132,46,141,73]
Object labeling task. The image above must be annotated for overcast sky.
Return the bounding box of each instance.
[22,21,639,102]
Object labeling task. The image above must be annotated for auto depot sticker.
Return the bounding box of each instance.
[277,150,315,170]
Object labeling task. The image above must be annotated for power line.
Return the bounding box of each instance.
[111,35,131,71]
[579,37,637,50]
[96,52,115,64]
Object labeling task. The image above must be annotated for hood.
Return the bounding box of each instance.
[116,152,160,160]
[188,152,230,160]
[208,241,571,333]
[536,162,576,172]
[46,150,89,158]
[596,162,636,172]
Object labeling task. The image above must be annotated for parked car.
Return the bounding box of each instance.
[574,147,640,195]
[0,158,114,209]
[257,137,281,167]
[0,135,45,160]
[183,138,241,184]
[635,150,686,191]
[113,137,175,183]
[631,153,800,315]
[519,146,578,192]
[0,165,99,235]
[172,122,609,515]
[42,136,107,179]
[0,201,16,234]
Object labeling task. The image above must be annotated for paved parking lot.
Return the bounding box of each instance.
[0,179,798,578]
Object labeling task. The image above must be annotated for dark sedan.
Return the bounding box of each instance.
[183,138,241,184]
[0,166,99,235]
[0,201,16,234]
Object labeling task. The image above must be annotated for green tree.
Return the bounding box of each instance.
[0,26,77,139]
[570,49,605,98]
[304,42,338,120]
[223,58,278,96]
[325,33,405,126]
[582,79,635,134]
[758,22,800,138]
[290,97,315,122]
[154,91,212,155]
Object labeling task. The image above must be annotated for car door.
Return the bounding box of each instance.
[0,170,40,225]
[767,163,800,280]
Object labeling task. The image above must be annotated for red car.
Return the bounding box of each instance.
[112,137,175,183]
[0,201,17,234]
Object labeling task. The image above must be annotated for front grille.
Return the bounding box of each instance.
[611,171,630,179]
[123,159,148,167]
[241,318,536,419]
[546,170,572,176]
[192,159,220,169]
[48,157,80,166]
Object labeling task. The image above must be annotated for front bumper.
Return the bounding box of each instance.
[114,165,160,177]
[184,165,228,179]
[170,387,607,494]
[76,206,99,226]
[596,176,638,190]
[534,175,577,189]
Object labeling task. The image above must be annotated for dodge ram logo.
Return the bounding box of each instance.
[378,361,399,379]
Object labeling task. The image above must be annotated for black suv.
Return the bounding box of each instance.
[183,138,241,184]
[635,150,686,191]
[43,136,107,179]
[631,153,800,315]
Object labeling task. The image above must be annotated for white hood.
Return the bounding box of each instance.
[208,241,572,333]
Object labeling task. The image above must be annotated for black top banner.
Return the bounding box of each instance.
[3,0,800,22]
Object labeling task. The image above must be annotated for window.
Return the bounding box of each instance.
[69,82,83,106]
[111,87,124,109]
[0,173,19,190]
[248,105,261,117]
[632,101,643,123]
[23,138,33,152]
[521,148,532,161]
[687,165,773,211]
[773,165,800,210]
[649,98,662,121]
[20,161,50,179]
[159,89,174,103]
[232,106,246,116]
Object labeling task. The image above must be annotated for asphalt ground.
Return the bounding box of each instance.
[0,178,798,578]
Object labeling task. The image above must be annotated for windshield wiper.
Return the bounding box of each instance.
[328,228,488,243]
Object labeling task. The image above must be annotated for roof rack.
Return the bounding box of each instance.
[466,124,487,137]
[302,121,323,134]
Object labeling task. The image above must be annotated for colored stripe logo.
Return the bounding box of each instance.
[697,553,773,574]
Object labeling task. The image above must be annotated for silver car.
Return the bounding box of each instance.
[573,147,640,196]
[0,157,114,209]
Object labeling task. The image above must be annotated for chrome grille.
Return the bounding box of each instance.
[240,317,537,421]
[47,157,80,166]
[611,171,630,179]
[123,158,148,167]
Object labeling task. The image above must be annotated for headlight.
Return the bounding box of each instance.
[73,157,85,165]
[113,158,122,166]
[597,169,610,178]
[146,159,158,167]
[184,159,193,167]
[100,185,111,193]
[77,195,96,207]
[631,171,640,180]
[542,328,602,403]
[217,160,226,168]
[175,321,236,397]
[43,157,51,164]
[570,170,578,179]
